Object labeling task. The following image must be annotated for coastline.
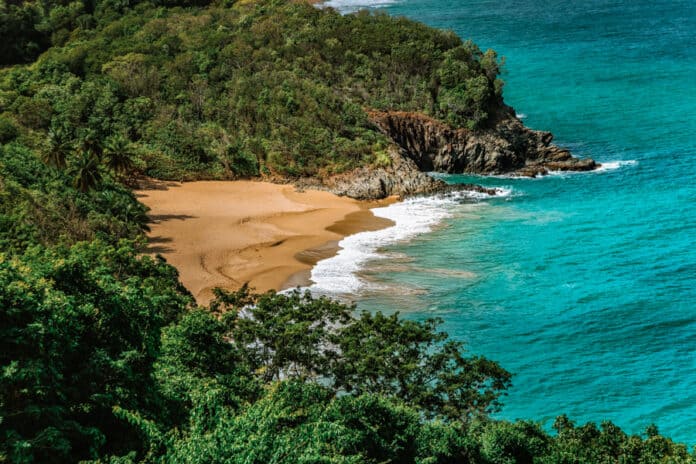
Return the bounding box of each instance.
[135,180,395,305]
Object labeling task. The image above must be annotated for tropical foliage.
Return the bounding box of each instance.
[1,0,694,463]
[1,0,504,181]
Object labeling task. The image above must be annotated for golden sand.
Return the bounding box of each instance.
[136,180,394,304]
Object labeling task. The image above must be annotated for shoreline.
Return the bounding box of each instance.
[135,180,395,305]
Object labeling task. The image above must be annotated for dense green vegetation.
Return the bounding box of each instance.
[1,0,504,181]
[2,244,694,462]
[1,0,694,462]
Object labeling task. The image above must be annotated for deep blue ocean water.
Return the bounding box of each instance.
[324,0,696,443]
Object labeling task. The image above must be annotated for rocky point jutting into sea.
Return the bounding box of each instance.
[298,106,598,200]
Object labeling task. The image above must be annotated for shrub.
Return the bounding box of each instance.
[0,116,18,143]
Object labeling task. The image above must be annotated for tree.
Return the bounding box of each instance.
[213,287,353,382]
[72,150,103,192]
[103,134,136,177]
[163,380,450,464]
[155,308,260,429]
[330,311,512,421]
[0,1,49,65]
[78,129,103,158]
[43,126,73,169]
[0,116,18,143]
[101,53,161,98]
[0,240,191,462]
[209,288,510,422]
[438,75,492,129]
[539,415,695,464]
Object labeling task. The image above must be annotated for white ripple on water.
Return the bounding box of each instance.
[320,0,399,13]
[307,188,511,295]
[544,159,638,177]
[594,159,638,172]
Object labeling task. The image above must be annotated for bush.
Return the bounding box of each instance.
[0,116,18,143]
[229,148,259,177]
[12,97,53,130]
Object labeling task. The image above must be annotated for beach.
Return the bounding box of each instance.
[136,180,394,304]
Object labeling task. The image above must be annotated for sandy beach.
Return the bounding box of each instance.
[136,180,394,304]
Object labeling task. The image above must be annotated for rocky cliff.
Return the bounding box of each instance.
[299,109,598,200]
[297,144,498,200]
[368,110,597,177]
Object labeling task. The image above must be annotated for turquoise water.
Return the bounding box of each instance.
[336,0,696,443]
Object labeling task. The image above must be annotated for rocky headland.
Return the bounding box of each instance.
[299,108,598,200]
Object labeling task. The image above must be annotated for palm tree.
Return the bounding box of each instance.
[43,127,72,169]
[78,128,103,158]
[103,134,135,176]
[72,150,103,193]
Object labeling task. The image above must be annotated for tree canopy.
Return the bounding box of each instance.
[1,0,504,182]
[1,0,694,462]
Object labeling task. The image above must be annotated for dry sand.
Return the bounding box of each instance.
[135,180,394,304]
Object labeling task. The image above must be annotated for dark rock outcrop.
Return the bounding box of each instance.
[367,110,598,177]
[296,145,499,200]
[296,145,446,200]
[298,109,598,200]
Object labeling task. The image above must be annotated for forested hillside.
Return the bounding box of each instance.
[1,0,503,181]
[0,0,693,462]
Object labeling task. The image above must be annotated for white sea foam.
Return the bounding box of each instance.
[516,113,528,119]
[543,159,638,177]
[321,0,399,13]
[594,160,638,172]
[307,188,510,295]
[470,186,513,199]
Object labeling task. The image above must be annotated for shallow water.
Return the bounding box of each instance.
[315,0,696,443]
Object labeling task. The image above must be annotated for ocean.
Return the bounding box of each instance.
[315,0,696,443]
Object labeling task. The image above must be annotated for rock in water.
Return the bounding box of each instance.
[367,109,598,177]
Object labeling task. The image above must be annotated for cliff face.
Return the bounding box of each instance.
[367,110,597,177]
[296,145,447,200]
[300,109,598,200]
[297,144,498,200]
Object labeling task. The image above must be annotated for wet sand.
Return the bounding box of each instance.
[136,180,394,304]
